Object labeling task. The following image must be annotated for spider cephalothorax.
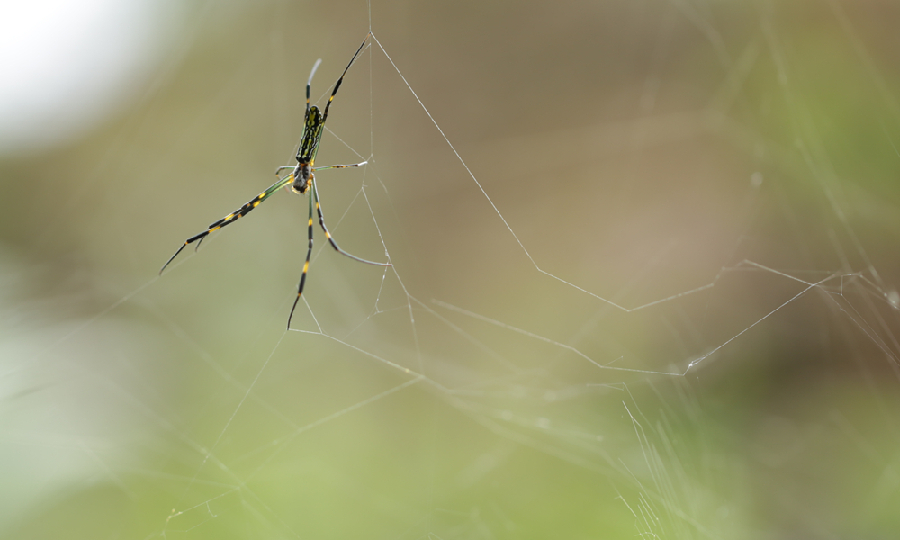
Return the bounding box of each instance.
[290,164,312,194]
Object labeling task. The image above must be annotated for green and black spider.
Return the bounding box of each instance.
[160,32,389,329]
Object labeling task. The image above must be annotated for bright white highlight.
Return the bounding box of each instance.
[0,0,171,153]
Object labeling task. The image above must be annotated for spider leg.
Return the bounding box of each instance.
[312,160,367,171]
[306,58,321,116]
[311,177,389,266]
[287,193,315,329]
[159,175,293,275]
[320,32,371,124]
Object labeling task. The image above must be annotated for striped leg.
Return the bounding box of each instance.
[287,193,316,329]
[313,161,367,171]
[159,175,293,275]
[321,32,371,124]
[278,161,367,176]
[311,178,389,266]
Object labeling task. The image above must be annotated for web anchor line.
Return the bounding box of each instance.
[371,34,715,314]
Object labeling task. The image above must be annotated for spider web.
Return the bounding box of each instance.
[3,0,900,538]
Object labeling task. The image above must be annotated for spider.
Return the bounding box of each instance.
[160,32,389,329]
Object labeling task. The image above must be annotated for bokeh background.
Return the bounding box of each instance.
[2,0,900,538]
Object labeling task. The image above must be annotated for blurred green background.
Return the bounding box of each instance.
[2,0,900,538]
